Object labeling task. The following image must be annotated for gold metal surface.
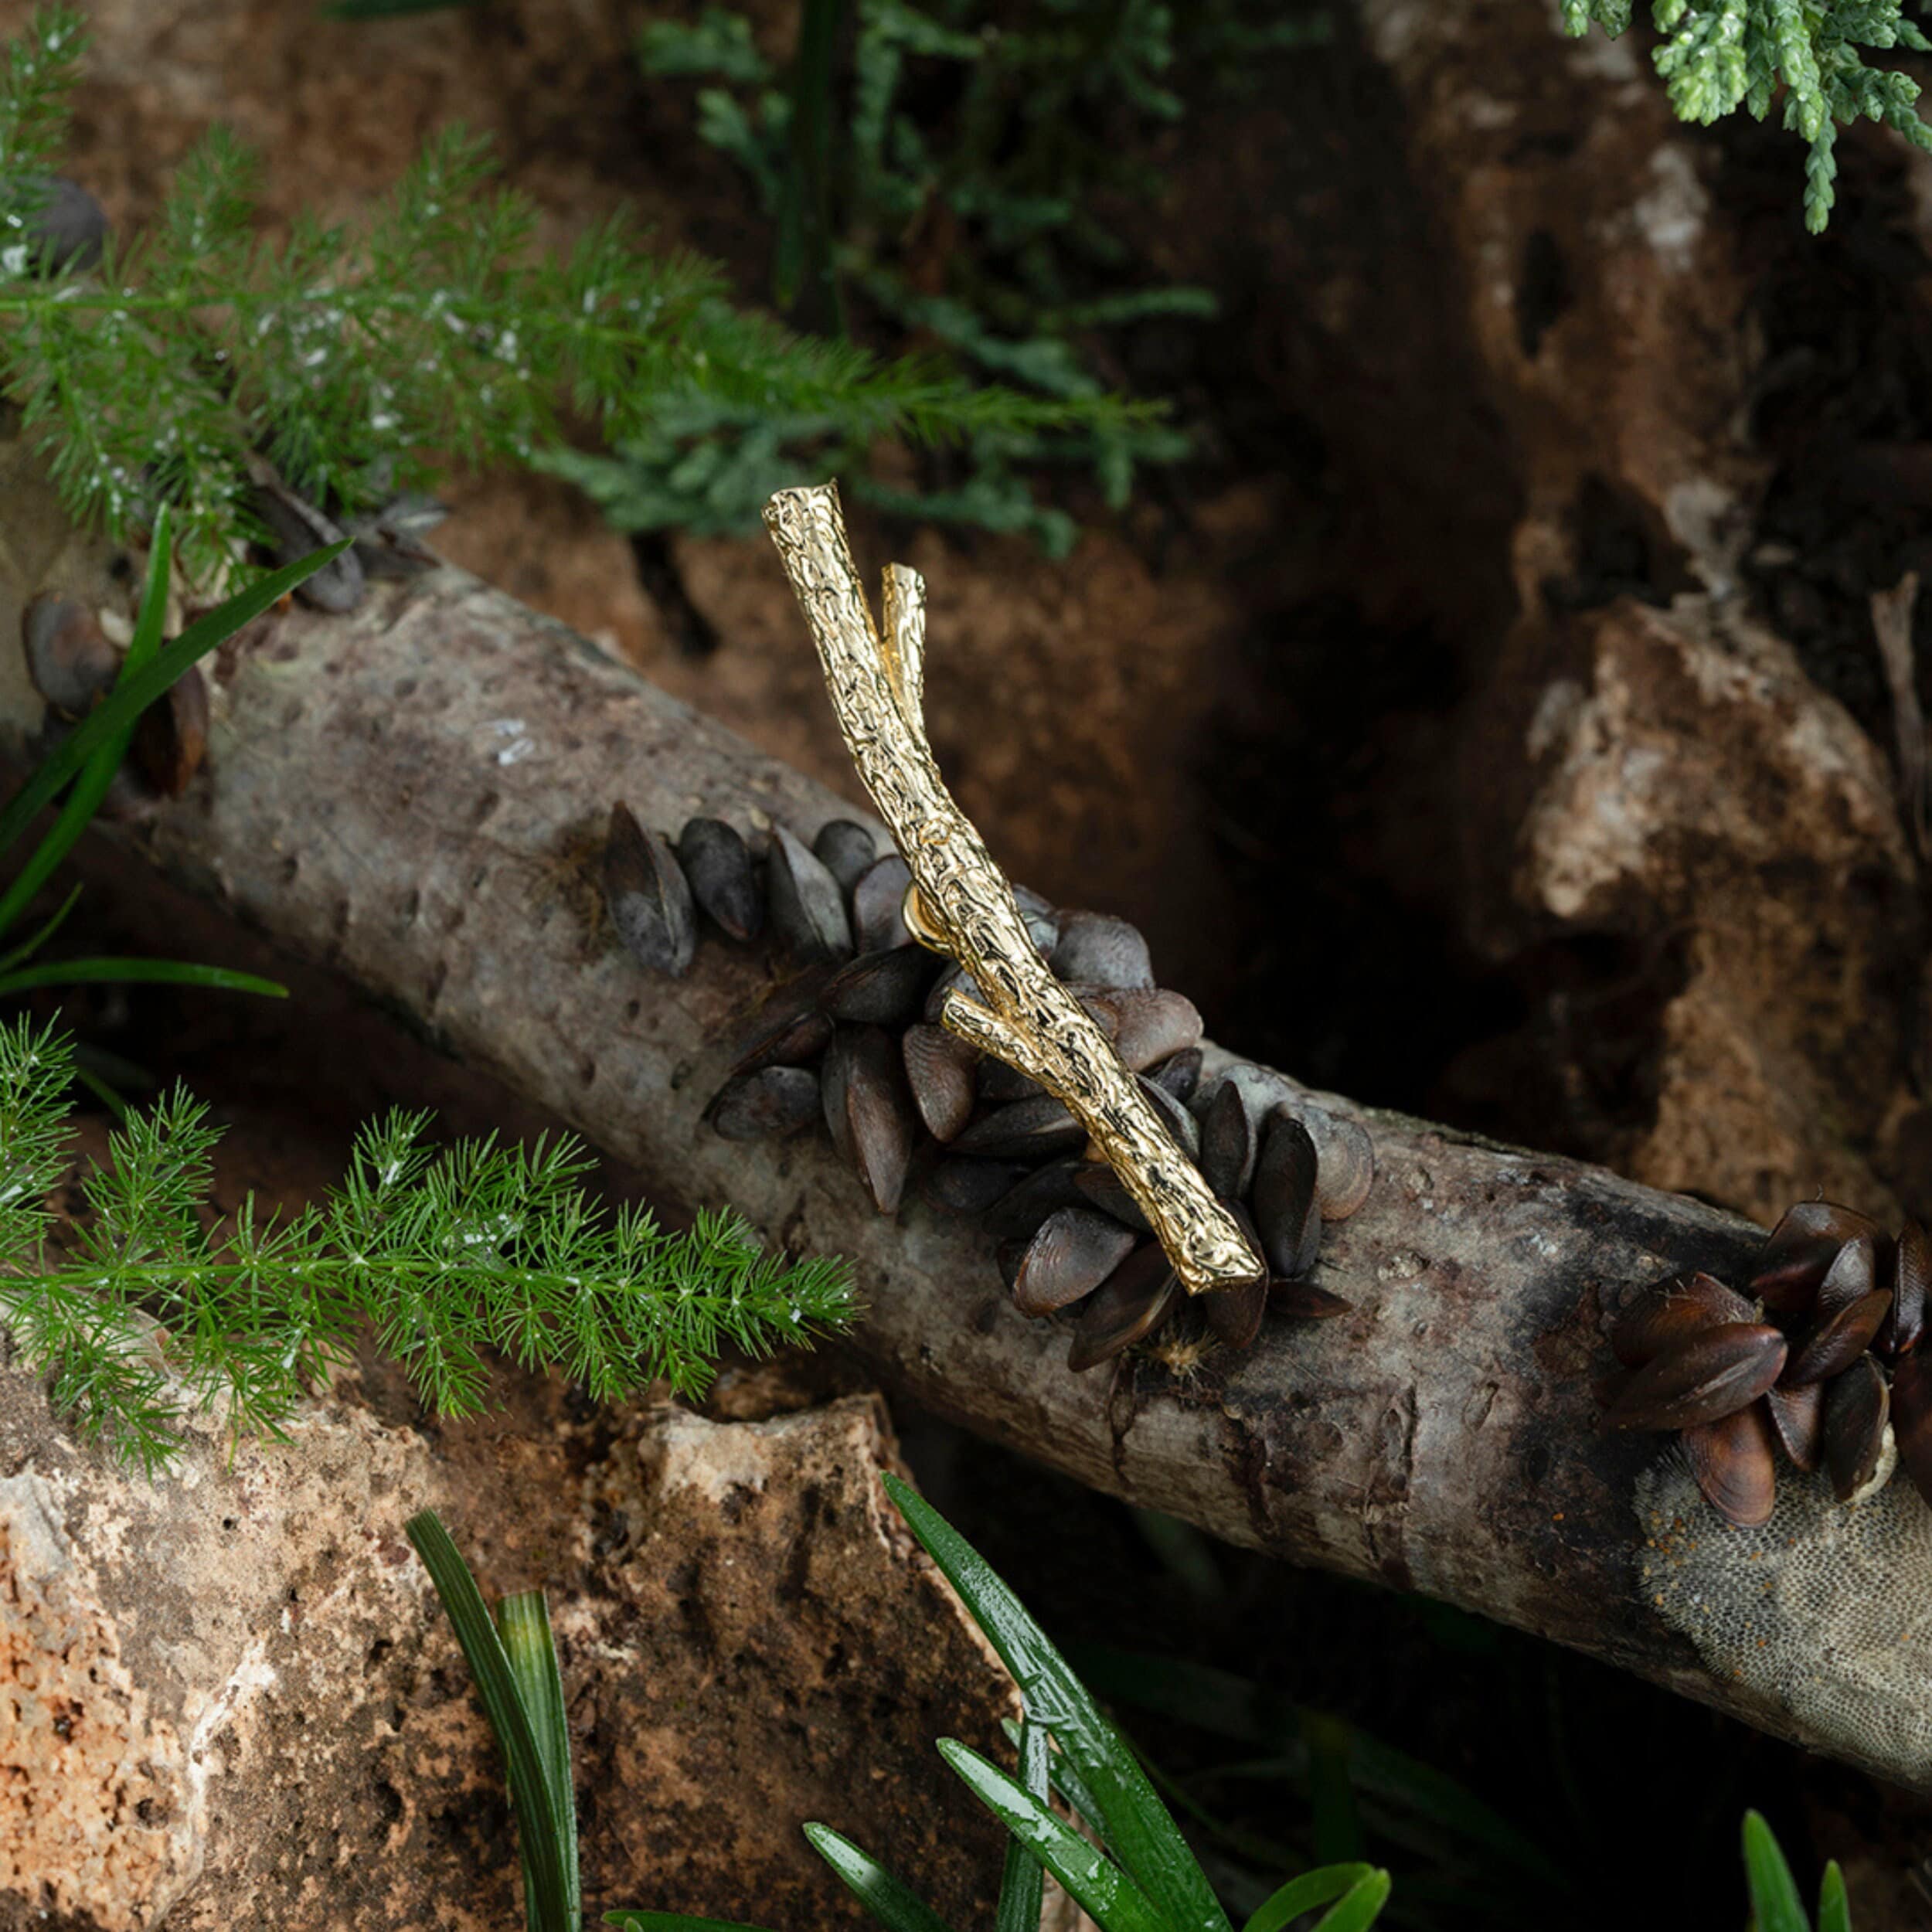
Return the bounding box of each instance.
[762,481,1264,1297]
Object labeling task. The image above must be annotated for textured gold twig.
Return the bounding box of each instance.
[762,481,1263,1297]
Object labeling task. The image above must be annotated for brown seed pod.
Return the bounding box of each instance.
[676,818,763,942]
[1049,911,1155,992]
[727,968,838,1077]
[821,1025,913,1214]
[1136,1073,1200,1155]
[980,1159,1090,1240]
[1764,1380,1824,1471]
[925,962,986,1025]
[1144,1049,1203,1105]
[1067,1243,1180,1372]
[1308,1111,1376,1222]
[1076,988,1202,1073]
[22,594,120,716]
[820,947,936,1026]
[902,1022,977,1142]
[1600,1321,1787,1433]
[923,1158,1029,1215]
[1891,1349,1932,1509]
[1199,1080,1257,1202]
[1782,1289,1892,1386]
[852,853,914,952]
[251,477,366,613]
[1610,1271,1758,1369]
[1010,1206,1141,1318]
[131,664,209,797]
[1070,1162,1152,1233]
[19,175,109,274]
[951,1094,1086,1163]
[812,818,877,893]
[978,1053,1046,1103]
[768,825,854,964]
[1201,1275,1267,1350]
[1200,1199,1267,1346]
[708,1065,821,1141]
[604,801,696,978]
[1750,1201,1879,1316]
[1822,1355,1891,1503]
[1883,1218,1930,1356]
[1682,1403,1778,1529]
[1253,1111,1320,1278]
[1267,1279,1352,1319]
[1815,1234,1879,1318]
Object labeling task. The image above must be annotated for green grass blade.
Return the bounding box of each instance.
[498,1590,580,1932]
[1311,1871,1393,1932]
[0,957,287,996]
[996,1716,1049,1932]
[604,1917,783,1931]
[0,881,82,973]
[1000,1713,1110,1843]
[405,1511,573,1932]
[0,506,174,937]
[1243,1865,1376,1932]
[1817,1862,1851,1932]
[937,1740,1168,1932]
[1743,1812,1810,1932]
[0,536,350,862]
[882,1472,1230,1932]
[801,1822,962,1932]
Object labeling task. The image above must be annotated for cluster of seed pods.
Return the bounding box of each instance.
[604,801,1376,1373]
[1600,1201,1932,1527]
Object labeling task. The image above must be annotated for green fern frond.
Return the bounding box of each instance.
[0,6,1120,581]
[0,1021,856,1472]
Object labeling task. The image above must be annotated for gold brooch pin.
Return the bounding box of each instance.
[762,481,1264,1298]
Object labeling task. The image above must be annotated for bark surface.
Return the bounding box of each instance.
[2,438,1922,1795]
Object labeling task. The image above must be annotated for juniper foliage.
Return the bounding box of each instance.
[0,5,1124,581]
[577,0,1321,553]
[1559,1,1932,229]
[0,1018,855,1472]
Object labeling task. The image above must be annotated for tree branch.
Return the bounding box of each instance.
[1,433,1926,1794]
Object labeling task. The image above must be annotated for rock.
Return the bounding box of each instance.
[0,1372,1032,1930]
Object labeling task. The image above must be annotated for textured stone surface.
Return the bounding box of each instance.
[0,1378,1022,1930]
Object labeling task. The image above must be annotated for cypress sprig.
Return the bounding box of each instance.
[1560,0,1932,230]
[0,5,1140,580]
[0,1019,856,1472]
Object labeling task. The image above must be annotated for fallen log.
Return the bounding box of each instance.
[2,432,1928,1798]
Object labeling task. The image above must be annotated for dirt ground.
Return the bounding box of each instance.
[15,0,1932,1927]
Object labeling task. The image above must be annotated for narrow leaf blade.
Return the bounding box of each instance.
[938,1739,1168,1932]
[1244,1864,1378,1932]
[996,1716,1049,1932]
[802,1822,962,1932]
[1742,1812,1810,1932]
[405,1511,573,1932]
[0,958,287,996]
[1817,1862,1851,1932]
[498,1590,580,1931]
[1311,1871,1393,1932]
[883,1471,1230,1932]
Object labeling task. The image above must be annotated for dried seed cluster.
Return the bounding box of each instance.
[1600,1202,1932,1528]
[604,803,1376,1374]
[20,594,207,799]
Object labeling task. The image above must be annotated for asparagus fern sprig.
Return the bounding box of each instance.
[0,1019,855,1471]
[0,5,1148,580]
